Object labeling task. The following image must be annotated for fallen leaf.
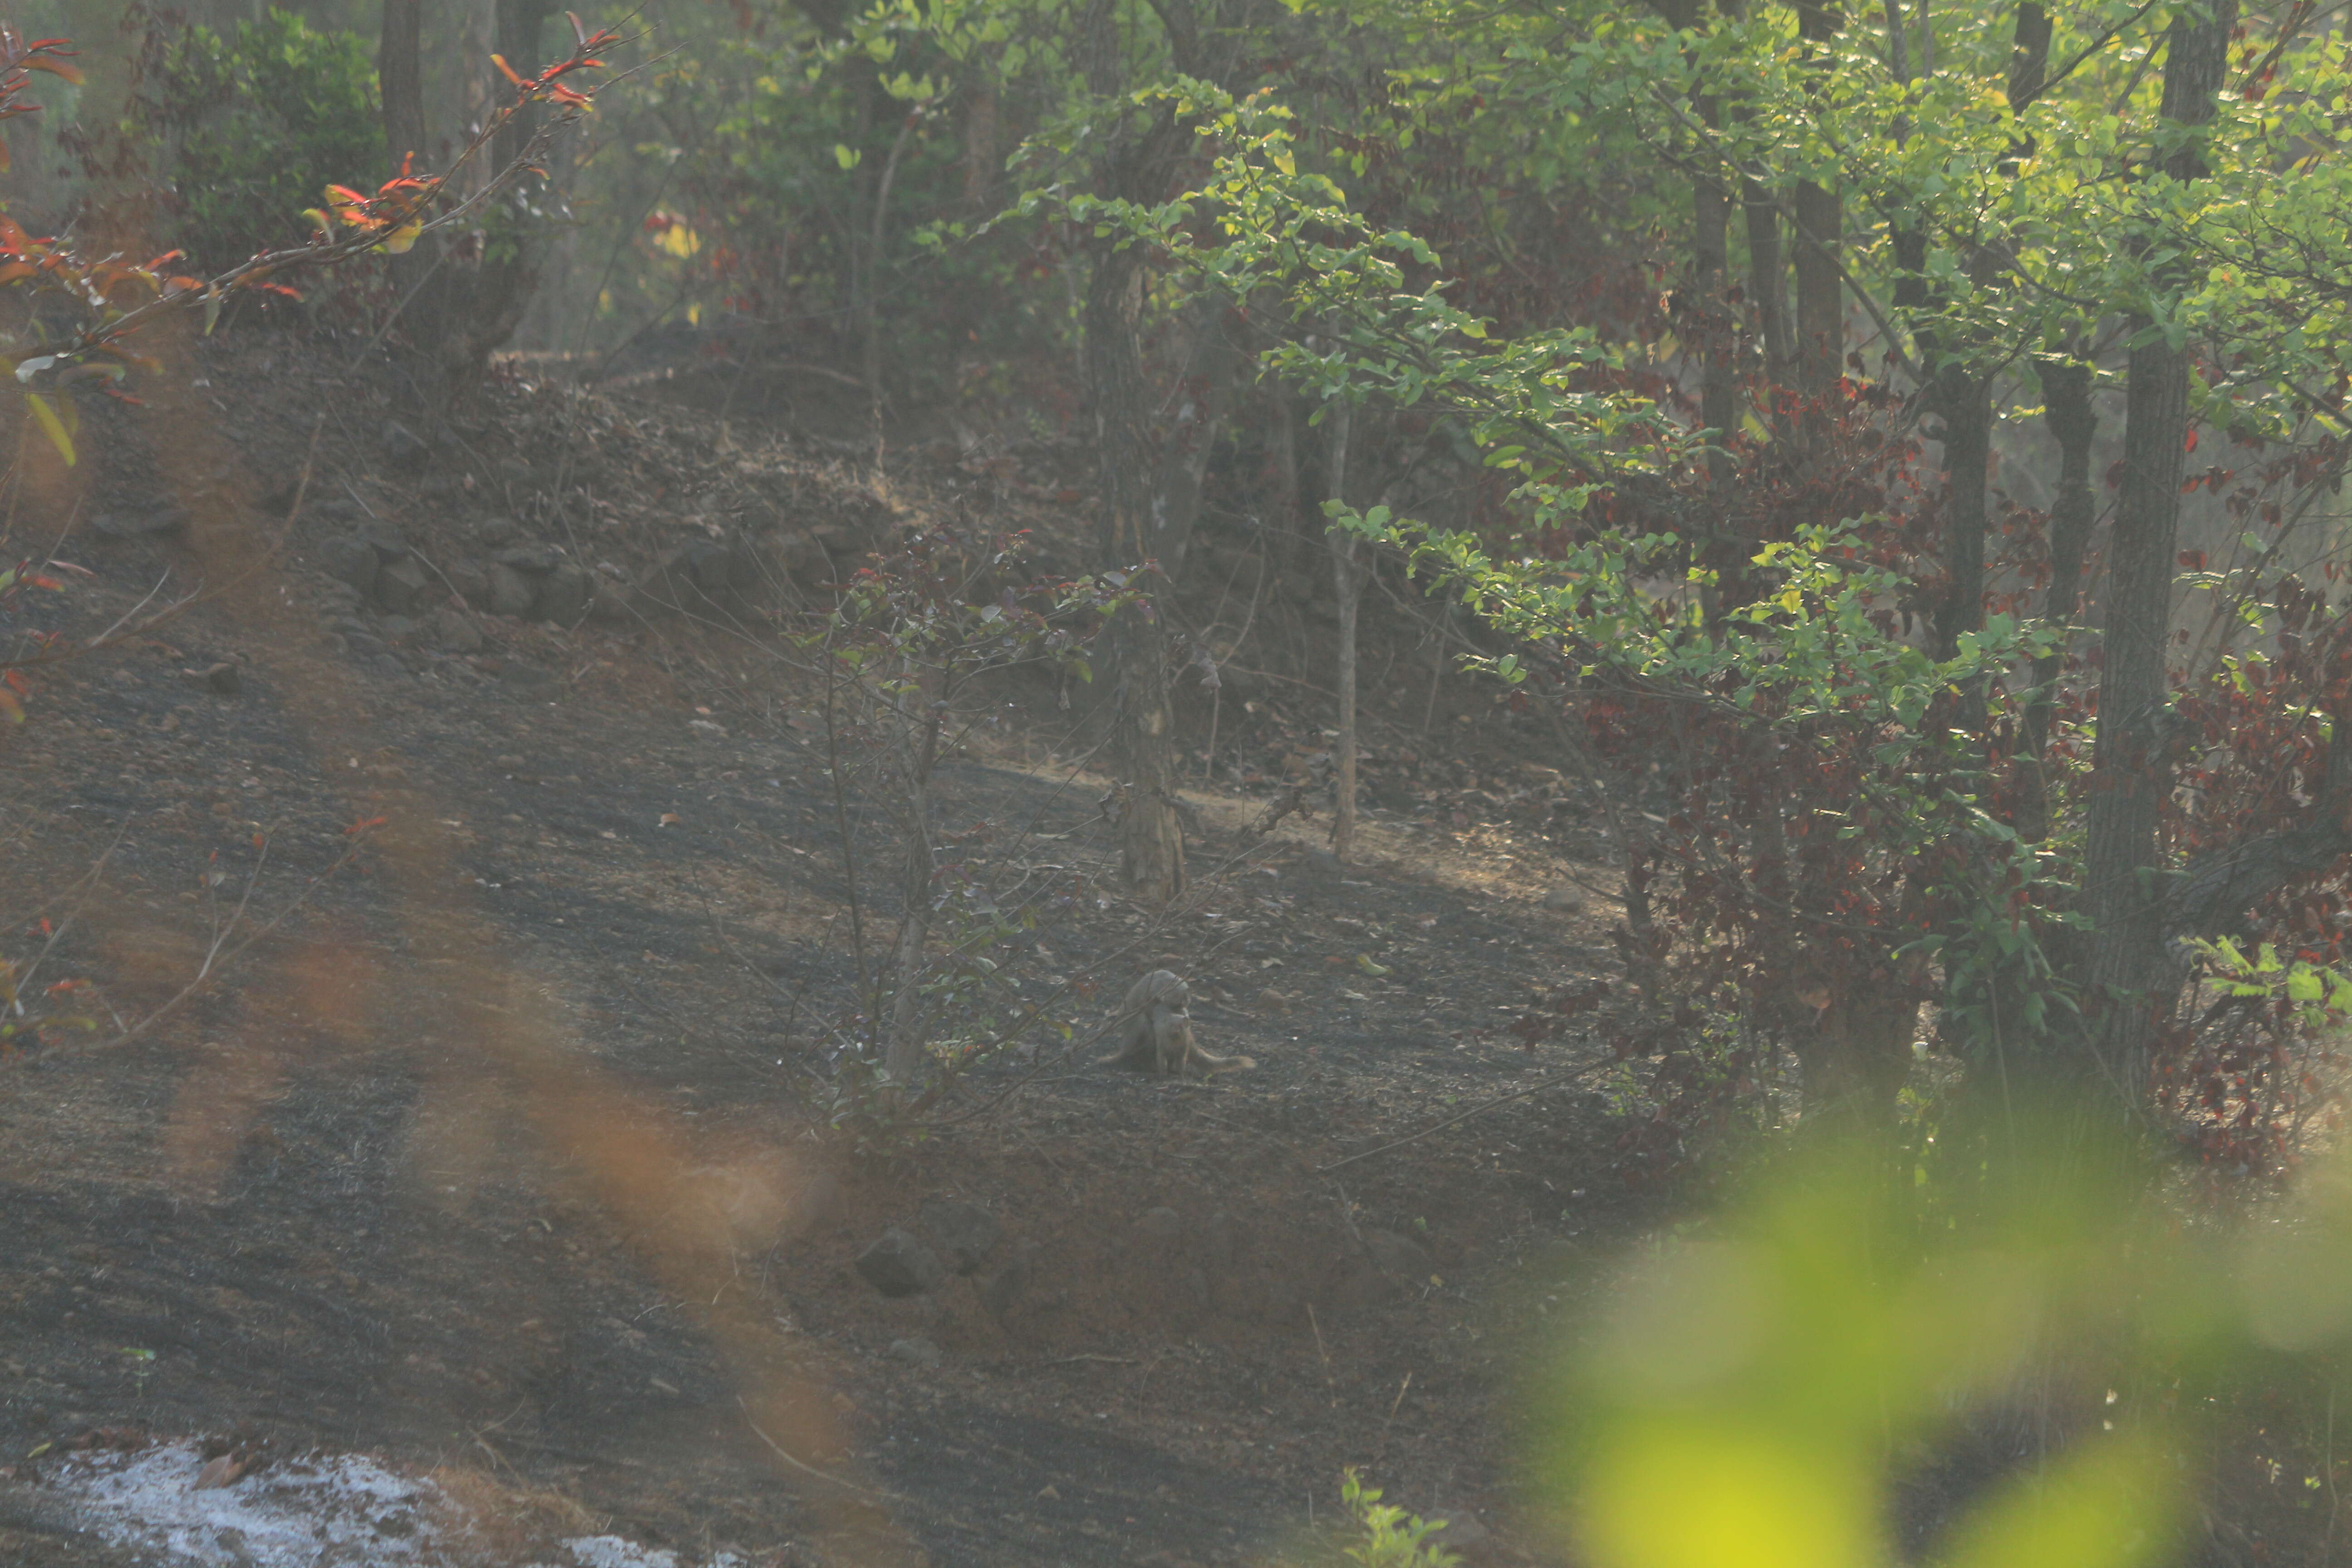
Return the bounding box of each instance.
[194,1454,245,1489]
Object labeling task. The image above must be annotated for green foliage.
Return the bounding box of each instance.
[1333,1471,1460,1568]
[1559,1119,2222,1568]
[147,10,382,273]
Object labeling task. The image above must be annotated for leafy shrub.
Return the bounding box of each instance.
[1332,1472,1460,1568]
[143,10,382,273]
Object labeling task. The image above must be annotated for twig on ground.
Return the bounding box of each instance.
[736,1396,875,1495]
[1317,1069,1581,1173]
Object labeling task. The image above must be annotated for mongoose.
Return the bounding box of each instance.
[1100,970,1256,1078]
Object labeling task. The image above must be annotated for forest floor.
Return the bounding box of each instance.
[0,332,1665,1567]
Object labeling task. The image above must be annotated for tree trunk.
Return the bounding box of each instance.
[1933,368,1992,732]
[1328,402,1361,862]
[2015,356,2096,841]
[882,702,941,1086]
[1089,243,1187,905]
[1792,0,1845,436]
[962,68,999,212]
[2076,0,2237,1095]
[1741,177,1793,399]
[380,0,426,181]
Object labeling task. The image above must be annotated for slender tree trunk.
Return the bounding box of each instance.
[883,701,941,1086]
[2077,0,2237,1095]
[380,0,426,181]
[1742,178,1793,397]
[962,68,999,212]
[1328,402,1361,861]
[1792,0,1845,436]
[2015,355,2096,843]
[1089,244,1187,905]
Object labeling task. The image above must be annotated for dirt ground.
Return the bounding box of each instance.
[0,333,1661,1566]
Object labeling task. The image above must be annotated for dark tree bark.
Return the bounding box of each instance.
[2014,357,2096,842]
[1791,0,1845,433]
[1079,0,1238,906]
[1327,402,1362,862]
[1088,227,1184,903]
[380,0,426,181]
[2076,0,2239,1093]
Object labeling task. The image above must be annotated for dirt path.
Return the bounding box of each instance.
[0,360,1652,1567]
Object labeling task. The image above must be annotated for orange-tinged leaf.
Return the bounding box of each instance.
[0,262,35,284]
[24,56,82,85]
[491,52,526,86]
[144,249,184,270]
[379,223,422,255]
[346,815,388,834]
[0,686,21,724]
[25,574,60,590]
[324,183,369,208]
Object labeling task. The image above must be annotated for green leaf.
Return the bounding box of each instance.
[24,393,73,466]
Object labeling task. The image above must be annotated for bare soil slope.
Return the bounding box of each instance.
[0,335,1649,1567]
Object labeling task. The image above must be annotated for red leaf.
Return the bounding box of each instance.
[2179,550,2207,569]
[346,815,388,834]
[2184,428,2200,452]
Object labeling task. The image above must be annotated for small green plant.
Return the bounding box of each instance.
[1334,1470,1460,1568]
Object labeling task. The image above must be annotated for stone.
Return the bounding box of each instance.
[979,1249,1031,1322]
[472,515,519,547]
[93,502,191,539]
[363,529,411,563]
[445,559,492,610]
[774,530,832,587]
[1255,989,1289,1014]
[1544,885,1585,913]
[586,575,638,623]
[1132,1208,1184,1248]
[1362,1228,1436,1284]
[494,544,560,573]
[178,662,240,697]
[886,1336,942,1369]
[317,536,377,596]
[373,557,431,615]
[782,1171,841,1242]
[1304,848,1343,874]
[534,562,592,625]
[487,564,536,618]
[856,1228,946,1298]
[1427,1514,1492,1558]
[377,614,418,640]
[431,608,484,654]
[920,1199,1001,1276]
[497,660,559,696]
[382,421,430,466]
[812,522,869,556]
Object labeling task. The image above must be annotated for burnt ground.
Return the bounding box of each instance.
[0,334,1662,1567]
